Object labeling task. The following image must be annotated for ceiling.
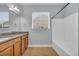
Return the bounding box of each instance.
[0,3,66,5]
[19,3,66,6]
[0,3,67,18]
[20,3,67,18]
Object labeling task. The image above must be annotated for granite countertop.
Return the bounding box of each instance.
[0,32,28,44]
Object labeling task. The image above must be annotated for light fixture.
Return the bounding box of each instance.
[14,6,20,12]
[6,4,20,13]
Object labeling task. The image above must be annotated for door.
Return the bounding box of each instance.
[14,41,21,56]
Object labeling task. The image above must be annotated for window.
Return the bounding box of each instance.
[0,12,9,28]
[32,12,50,30]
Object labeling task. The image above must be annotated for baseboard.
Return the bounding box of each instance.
[28,45,52,47]
[52,42,70,56]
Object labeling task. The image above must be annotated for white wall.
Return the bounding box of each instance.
[20,5,64,46]
[52,4,78,56]
[64,13,78,56]
[52,18,64,45]
[52,18,67,55]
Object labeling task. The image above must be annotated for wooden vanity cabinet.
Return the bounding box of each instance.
[14,38,21,56]
[21,34,28,54]
[25,33,28,49]
[0,37,21,56]
[0,33,28,56]
[0,46,13,56]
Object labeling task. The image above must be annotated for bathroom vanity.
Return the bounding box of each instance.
[0,32,28,56]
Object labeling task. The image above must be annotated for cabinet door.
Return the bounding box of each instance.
[0,46,13,56]
[14,41,21,56]
[26,38,28,49]
[22,38,26,54]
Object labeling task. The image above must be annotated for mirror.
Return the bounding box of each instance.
[0,12,9,28]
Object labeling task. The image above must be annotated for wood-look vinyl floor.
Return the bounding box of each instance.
[23,47,58,56]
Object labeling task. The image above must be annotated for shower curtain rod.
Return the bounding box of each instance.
[51,3,70,19]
